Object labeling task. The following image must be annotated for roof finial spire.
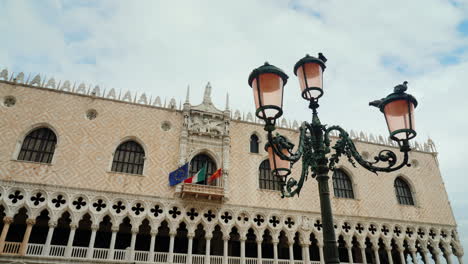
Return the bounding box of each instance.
[185,85,190,103]
[225,93,230,111]
[203,82,212,105]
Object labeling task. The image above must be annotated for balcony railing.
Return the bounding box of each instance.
[0,242,328,264]
[180,183,225,200]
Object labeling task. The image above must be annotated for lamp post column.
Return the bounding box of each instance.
[316,169,340,264]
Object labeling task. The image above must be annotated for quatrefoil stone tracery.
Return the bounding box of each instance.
[72,197,87,210]
[131,203,145,215]
[93,199,107,212]
[30,192,45,206]
[112,201,125,214]
[9,190,24,204]
[150,205,163,218]
[52,195,66,208]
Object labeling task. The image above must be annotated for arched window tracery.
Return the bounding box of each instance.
[111,140,145,175]
[259,160,282,191]
[332,169,354,199]
[250,134,259,153]
[189,154,216,185]
[394,177,414,205]
[18,127,57,164]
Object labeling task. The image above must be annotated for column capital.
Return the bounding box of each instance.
[169,230,177,237]
[3,216,13,224]
[300,241,311,247]
[150,230,158,236]
[131,227,139,234]
[48,221,58,228]
[26,218,36,226]
[69,223,78,229]
[223,234,230,241]
[91,224,99,231]
[111,226,120,232]
[205,234,213,240]
[256,238,263,244]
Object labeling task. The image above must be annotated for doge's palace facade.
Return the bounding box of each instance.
[0,69,463,264]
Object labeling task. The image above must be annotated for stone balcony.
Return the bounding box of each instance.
[179,183,225,201]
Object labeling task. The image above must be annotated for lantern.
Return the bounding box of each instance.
[293,53,327,100]
[370,82,418,142]
[265,143,291,178]
[248,62,289,122]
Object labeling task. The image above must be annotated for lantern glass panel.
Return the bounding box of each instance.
[267,146,290,177]
[252,73,284,119]
[297,62,323,99]
[384,99,415,140]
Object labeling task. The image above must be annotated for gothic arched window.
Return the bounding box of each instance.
[189,154,216,185]
[111,141,145,175]
[394,177,414,205]
[18,127,57,164]
[259,160,282,191]
[332,169,354,199]
[250,134,259,153]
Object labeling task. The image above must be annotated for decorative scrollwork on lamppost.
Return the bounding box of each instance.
[248,53,418,264]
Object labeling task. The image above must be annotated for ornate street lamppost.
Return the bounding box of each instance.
[248,53,418,264]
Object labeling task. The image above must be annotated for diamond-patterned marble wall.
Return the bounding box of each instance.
[0,81,456,228]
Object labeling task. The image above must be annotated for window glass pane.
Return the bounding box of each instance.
[18,128,57,164]
[258,160,282,191]
[332,170,354,199]
[111,141,145,175]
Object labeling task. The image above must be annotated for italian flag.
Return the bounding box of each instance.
[184,164,207,184]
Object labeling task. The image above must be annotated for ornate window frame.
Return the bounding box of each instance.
[108,136,147,176]
[12,123,60,165]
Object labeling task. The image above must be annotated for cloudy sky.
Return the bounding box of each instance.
[1,0,467,258]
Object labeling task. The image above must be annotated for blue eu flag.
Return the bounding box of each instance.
[169,163,189,186]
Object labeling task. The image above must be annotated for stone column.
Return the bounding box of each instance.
[168,231,176,264]
[444,248,454,264]
[289,242,295,264]
[43,221,56,256]
[419,244,430,264]
[129,227,138,261]
[408,248,417,264]
[318,243,325,264]
[240,236,246,264]
[372,244,381,264]
[206,234,212,264]
[358,240,367,264]
[149,230,157,262]
[398,248,406,264]
[86,224,98,259]
[273,241,279,264]
[19,218,35,255]
[0,216,13,253]
[383,240,393,264]
[257,238,263,264]
[223,236,229,264]
[108,226,119,260]
[65,223,77,257]
[187,233,194,264]
[345,239,353,264]
[301,242,311,264]
[386,249,394,264]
